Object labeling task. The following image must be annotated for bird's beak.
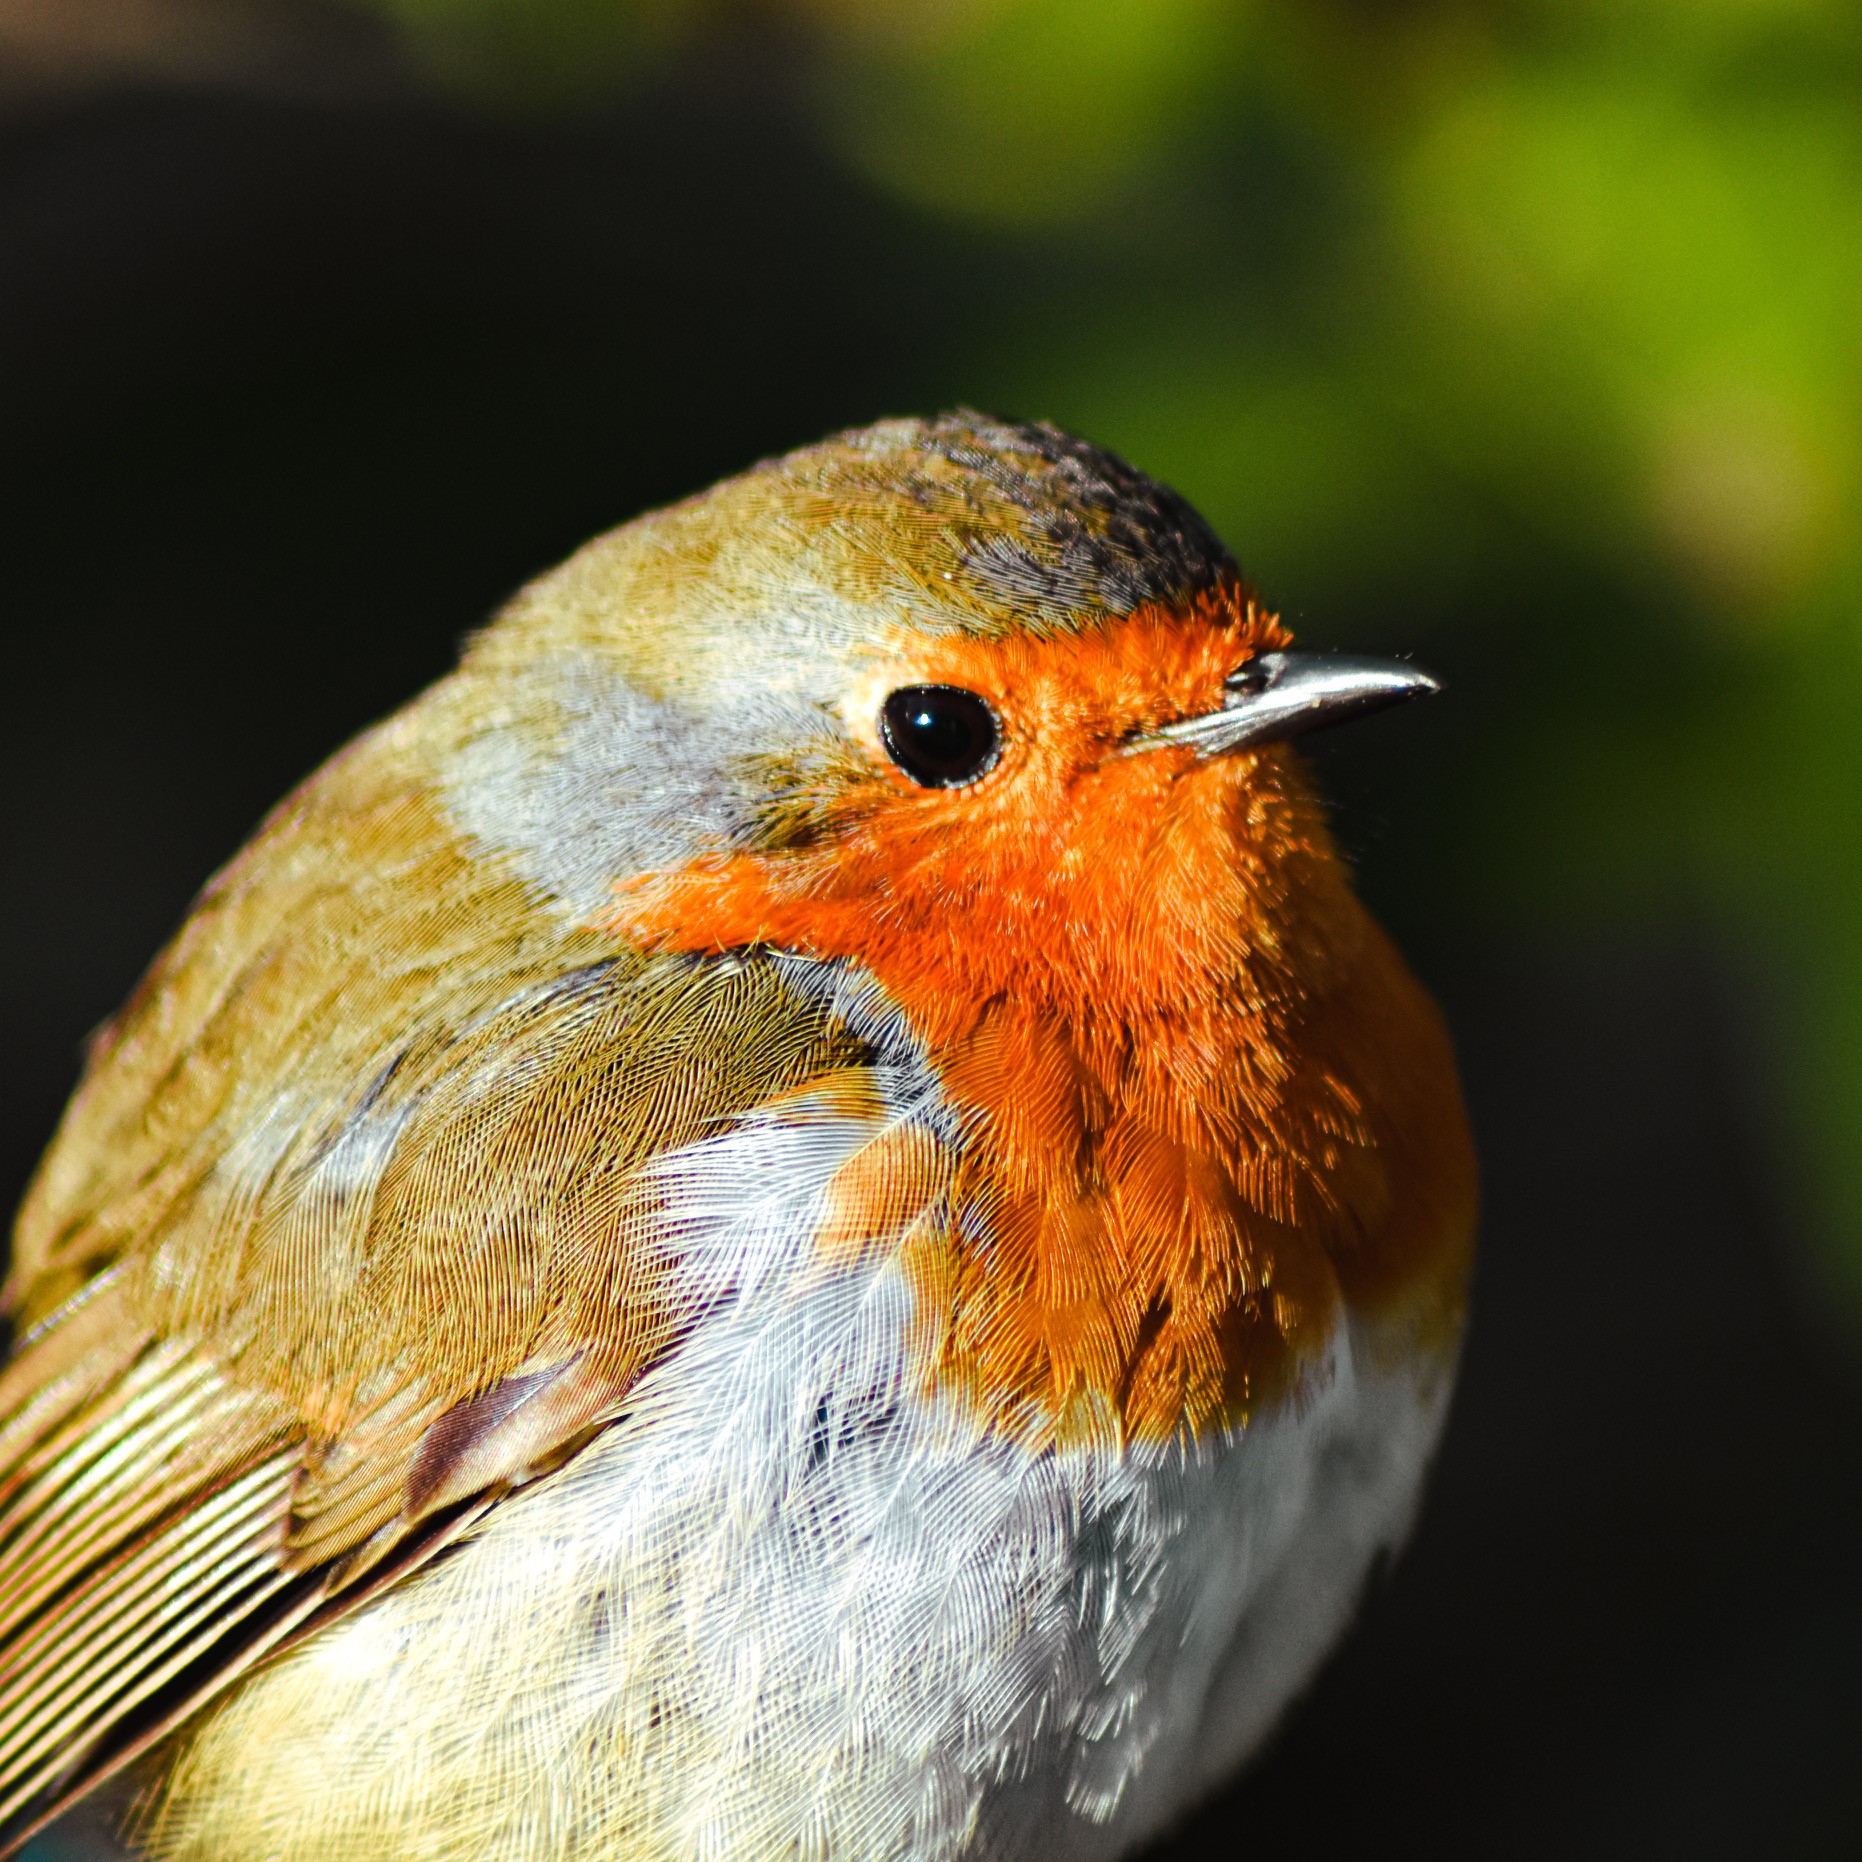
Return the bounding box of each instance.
[1129,650,1441,759]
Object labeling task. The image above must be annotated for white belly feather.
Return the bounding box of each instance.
[155,1077,1452,1862]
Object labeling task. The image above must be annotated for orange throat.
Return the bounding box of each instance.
[609,606,1476,1448]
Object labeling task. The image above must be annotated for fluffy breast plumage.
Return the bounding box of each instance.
[145,1008,1454,1862]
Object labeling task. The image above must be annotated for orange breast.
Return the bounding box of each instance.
[610,601,1476,1448]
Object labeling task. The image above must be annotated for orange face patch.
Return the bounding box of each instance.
[608,588,1475,1449]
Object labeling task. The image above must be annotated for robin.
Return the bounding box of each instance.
[0,413,1475,1862]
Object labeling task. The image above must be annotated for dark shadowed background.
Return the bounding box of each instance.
[4,3,1860,1856]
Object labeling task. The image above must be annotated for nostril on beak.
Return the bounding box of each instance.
[1223,657,1274,699]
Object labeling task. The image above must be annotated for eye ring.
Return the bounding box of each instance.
[879,685,1002,789]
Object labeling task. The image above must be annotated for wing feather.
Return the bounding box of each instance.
[0,1461,302,1805]
[1,700,908,1855]
[0,1329,305,1839]
[2,928,877,1856]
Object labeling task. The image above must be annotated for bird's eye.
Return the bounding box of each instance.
[879,685,1002,789]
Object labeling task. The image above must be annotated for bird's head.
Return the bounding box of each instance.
[441,413,1432,1039]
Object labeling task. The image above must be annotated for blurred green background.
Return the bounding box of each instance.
[4,1,1859,1855]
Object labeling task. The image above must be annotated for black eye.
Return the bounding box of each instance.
[879,684,1002,788]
